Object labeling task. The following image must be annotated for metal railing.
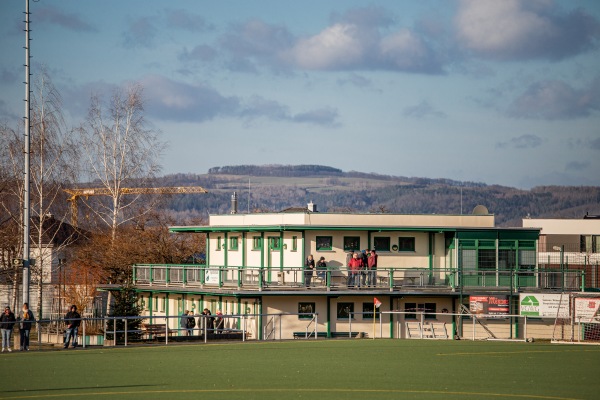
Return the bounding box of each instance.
[133,264,588,292]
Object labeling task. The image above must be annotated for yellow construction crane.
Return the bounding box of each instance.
[64,186,208,226]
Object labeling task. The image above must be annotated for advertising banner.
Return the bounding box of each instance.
[574,298,600,322]
[205,268,220,284]
[470,295,509,315]
[519,293,569,318]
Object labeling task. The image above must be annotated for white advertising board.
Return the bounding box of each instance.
[205,268,220,284]
[574,298,600,322]
[519,293,569,318]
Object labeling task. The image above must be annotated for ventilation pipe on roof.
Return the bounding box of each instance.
[231,192,238,214]
[307,201,317,212]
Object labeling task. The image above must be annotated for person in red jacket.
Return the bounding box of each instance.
[367,249,378,287]
[347,252,363,288]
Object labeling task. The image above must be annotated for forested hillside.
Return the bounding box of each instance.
[156,165,600,227]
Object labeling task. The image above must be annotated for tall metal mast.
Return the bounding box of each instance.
[22,0,32,305]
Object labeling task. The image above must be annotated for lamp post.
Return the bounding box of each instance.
[553,246,565,290]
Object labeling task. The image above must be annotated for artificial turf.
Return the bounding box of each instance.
[0,340,599,400]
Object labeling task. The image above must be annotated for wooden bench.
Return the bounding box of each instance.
[142,323,176,339]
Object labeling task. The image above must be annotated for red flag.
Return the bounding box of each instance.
[374,297,382,308]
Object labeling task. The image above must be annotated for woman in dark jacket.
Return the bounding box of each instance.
[1,306,16,352]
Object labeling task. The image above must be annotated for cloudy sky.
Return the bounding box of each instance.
[1,0,599,188]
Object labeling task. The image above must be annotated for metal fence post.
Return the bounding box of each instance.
[472,316,476,341]
[124,318,128,347]
[349,312,352,338]
[82,318,86,349]
[113,317,116,347]
[165,316,168,345]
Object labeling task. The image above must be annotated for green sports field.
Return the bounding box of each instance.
[1,340,599,400]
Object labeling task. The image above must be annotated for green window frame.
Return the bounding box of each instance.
[374,237,390,252]
[292,236,298,252]
[268,236,281,250]
[337,302,354,320]
[216,236,222,251]
[298,302,315,320]
[229,236,239,251]
[316,236,333,251]
[252,236,262,250]
[343,236,360,252]
[398,237,415,252]
[362,302,380,320]
[404,302,436,319]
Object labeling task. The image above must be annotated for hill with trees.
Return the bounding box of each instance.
[156,165,600,227]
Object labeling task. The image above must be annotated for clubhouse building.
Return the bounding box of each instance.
[130,203,593,340]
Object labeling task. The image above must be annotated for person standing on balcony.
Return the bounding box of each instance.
[64,305,81,349]
[360,250,369,287]
[305,254,315,287]
[1,306,16,352]
[316,256,328,285]
[347,252,363,288]
[367,250,378,287]
[19,303,35,351]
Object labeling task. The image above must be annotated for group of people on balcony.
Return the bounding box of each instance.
[347,249,378,287]
[304,249,378,288]
[180,308,225,335]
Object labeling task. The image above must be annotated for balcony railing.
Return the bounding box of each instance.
[132,264,587,292]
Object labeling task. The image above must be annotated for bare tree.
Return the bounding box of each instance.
[77,84,165,240]
[0,71,79,317]
[28,69,80,318]
[0,123,25,310]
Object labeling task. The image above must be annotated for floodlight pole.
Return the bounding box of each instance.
[22,0,32,305]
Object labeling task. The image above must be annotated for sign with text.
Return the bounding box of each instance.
[574,298,600,322]
[205,268,220,284]
[470,295,509,316]
[519,294,569,318]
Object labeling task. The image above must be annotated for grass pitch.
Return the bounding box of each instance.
[1,340,599,400]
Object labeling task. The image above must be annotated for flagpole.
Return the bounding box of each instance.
[373,308,376,339]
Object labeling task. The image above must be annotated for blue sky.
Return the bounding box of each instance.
[1,0,599,188]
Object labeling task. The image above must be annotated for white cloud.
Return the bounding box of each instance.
[455,0,600,60]
[283,23,367,70]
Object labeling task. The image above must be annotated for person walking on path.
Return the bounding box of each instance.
[1,306,16,352]
[19,303,35,351]
[64,305,81,349]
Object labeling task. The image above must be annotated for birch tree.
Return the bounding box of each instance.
[77,84,165,240]
[28,70,80,318]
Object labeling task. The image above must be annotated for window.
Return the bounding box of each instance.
[374,237,390,252]
[404,302,436,319]
[337,302,354,319]
[478,249,496,270]
[298,302,315,319]
[252,236,262,250]
[398,237,415,252]
[216,236,222,251]
[343,236,360,252]
[268,236,281,250]
[292,236,298,251]
[581,236,600,253]
[362,303,380,320]
[229,236,239,251]
[316,236,333,251]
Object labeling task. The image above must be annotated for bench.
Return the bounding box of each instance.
[142,323,177,339]
[293,331,366,339]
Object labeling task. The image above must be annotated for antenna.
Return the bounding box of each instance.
[22,0,32,305]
